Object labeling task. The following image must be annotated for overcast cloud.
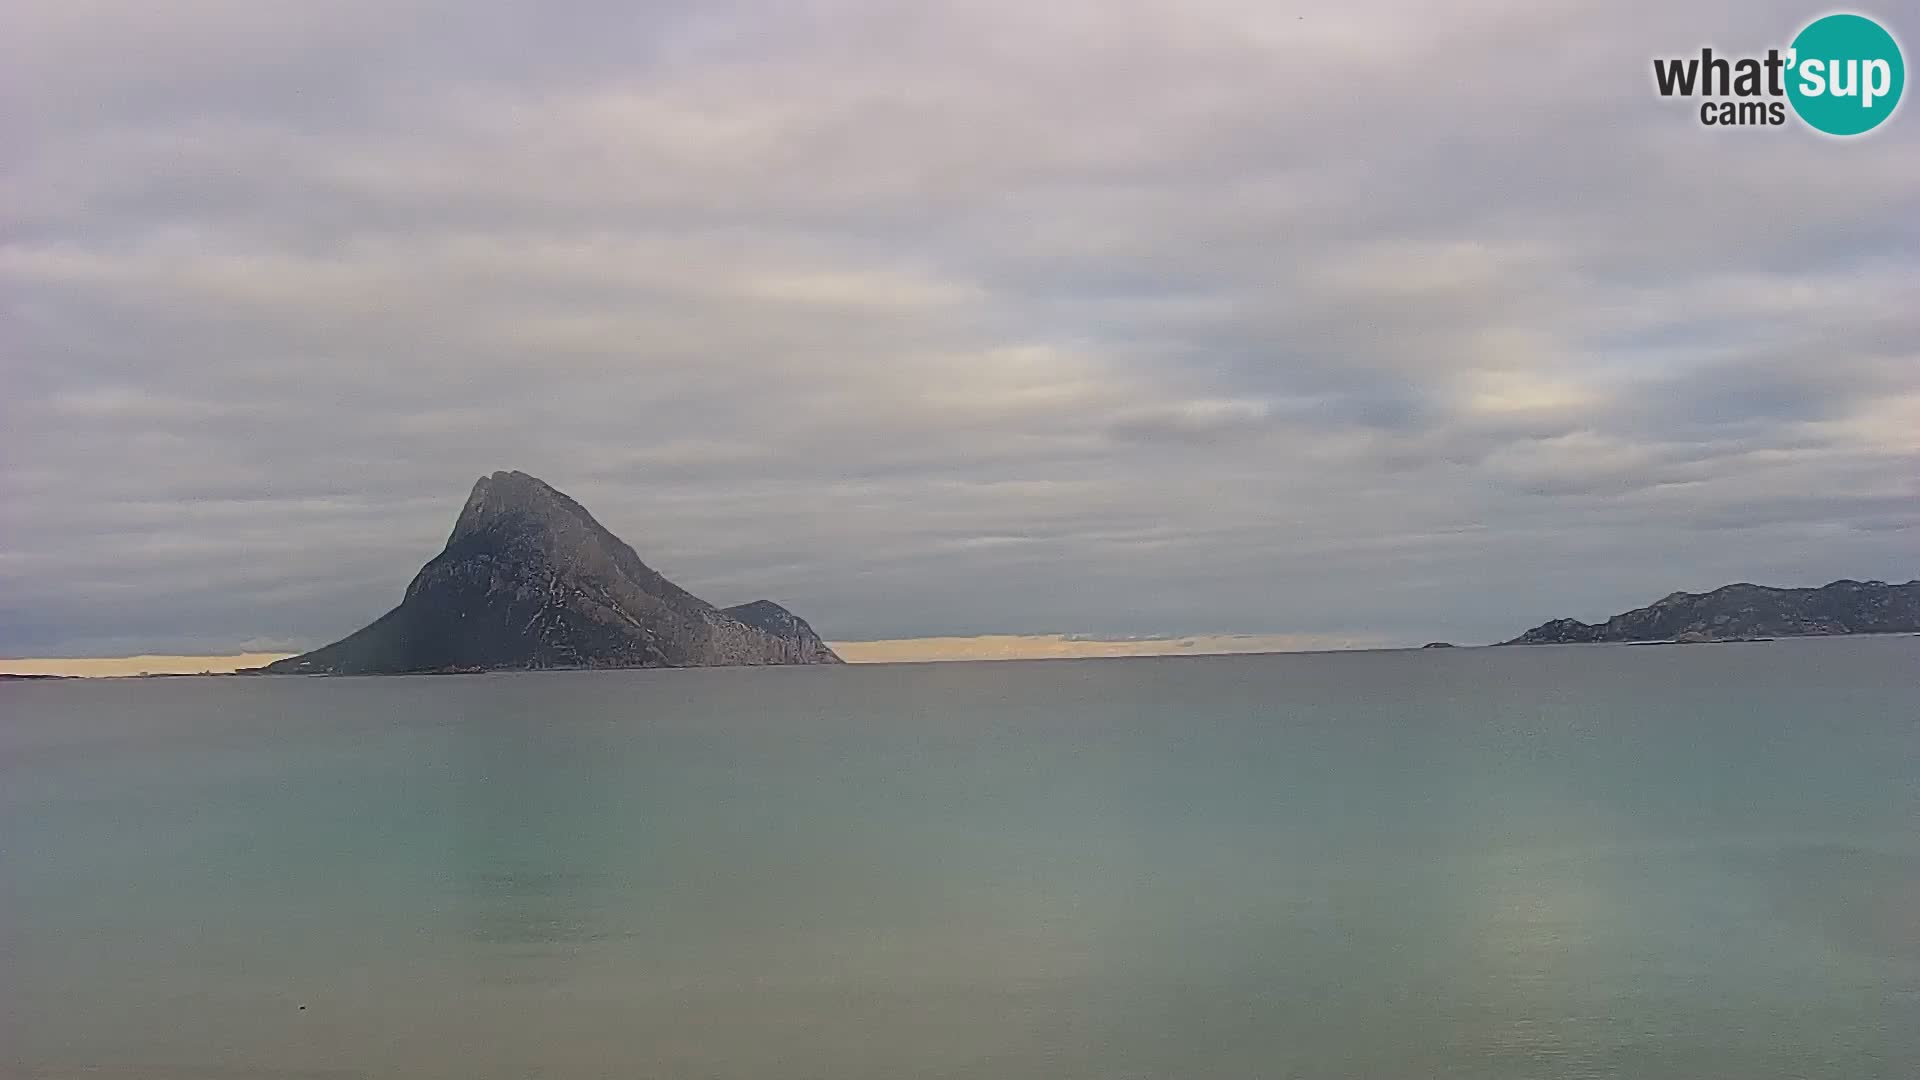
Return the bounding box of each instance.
[3,0,1916,657]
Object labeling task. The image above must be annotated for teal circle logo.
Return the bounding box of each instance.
[1786,13,1905,135]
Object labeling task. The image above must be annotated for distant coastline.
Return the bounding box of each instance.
[9,631,1920,681]
[3,634,1385,678]
[0,652,297,679]
[1500,579,1920,646]
[11,577,1916,679]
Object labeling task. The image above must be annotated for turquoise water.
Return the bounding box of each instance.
[3,638,1916,1079]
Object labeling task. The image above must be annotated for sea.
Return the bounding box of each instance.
[3,637,1916,1080]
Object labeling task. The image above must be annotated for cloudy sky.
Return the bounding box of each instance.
[3,0,1916,659]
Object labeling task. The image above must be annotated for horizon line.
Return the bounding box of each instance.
[2,632,1409,677]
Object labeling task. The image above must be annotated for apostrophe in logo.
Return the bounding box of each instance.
[1651,12,1904,136]
[1786,13,1904,135]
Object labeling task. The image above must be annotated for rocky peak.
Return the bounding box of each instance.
[720,601,839,663]
[723,599,803,632]
[265,471,841,674]
[450,470,593,544]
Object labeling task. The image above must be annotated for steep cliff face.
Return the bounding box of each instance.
[1502,579,1920,645]
[265,471,842,674]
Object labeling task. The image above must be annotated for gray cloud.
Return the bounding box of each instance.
[3,0,1917,656]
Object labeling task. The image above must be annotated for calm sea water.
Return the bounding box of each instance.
[3,639,1916,1079]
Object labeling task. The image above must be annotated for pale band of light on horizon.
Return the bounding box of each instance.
[829,633,1384,663]
[2,634,1386,676]
[1,653,300,678]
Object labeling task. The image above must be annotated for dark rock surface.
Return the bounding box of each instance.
[720,599,839,660]
[1501,579,1920,645]
[1420,642,1455,649]
[265,471,842,674]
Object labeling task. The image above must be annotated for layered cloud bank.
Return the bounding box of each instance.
[3,0,1916,657]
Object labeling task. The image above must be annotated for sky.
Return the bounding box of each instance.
[2,0,1917,660]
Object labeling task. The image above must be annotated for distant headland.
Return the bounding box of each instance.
[1500,579,1920,645]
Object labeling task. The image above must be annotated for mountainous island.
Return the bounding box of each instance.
[263,471,841,674]
[1501,579,1920,645]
